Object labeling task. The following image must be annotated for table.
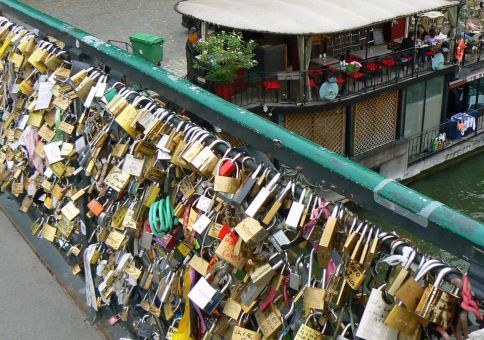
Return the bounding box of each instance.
[351,44,392,59]
[310,56,339,67]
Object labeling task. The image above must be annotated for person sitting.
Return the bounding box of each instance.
[400,32,415,53]
[427,29,438,45]
[417,24,428,41]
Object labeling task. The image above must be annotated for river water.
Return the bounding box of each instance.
[360,152,484,269]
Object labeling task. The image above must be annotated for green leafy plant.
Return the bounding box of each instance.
[194,31,257,84]
[345,61,362,73]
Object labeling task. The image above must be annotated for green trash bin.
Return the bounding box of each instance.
[129,32,164,65]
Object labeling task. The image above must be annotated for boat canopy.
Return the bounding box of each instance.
[175,0,459,35]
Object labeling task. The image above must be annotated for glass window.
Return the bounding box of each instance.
[423,76,444,131]
[404,81,425,137]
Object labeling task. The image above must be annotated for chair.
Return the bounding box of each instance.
[263,80,281,102]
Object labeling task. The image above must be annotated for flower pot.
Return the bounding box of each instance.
[232,68,248,95]
[215,83,233,101]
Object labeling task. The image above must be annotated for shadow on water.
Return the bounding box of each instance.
[357,152,484,271]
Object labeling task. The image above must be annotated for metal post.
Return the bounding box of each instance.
[345,105,355,157]
[412,15,418,77]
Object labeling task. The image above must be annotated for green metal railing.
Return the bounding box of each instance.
[0,0,483,265]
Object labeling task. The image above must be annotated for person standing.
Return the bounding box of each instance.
[186,27,199,82]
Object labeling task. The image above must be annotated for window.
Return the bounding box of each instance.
[404,82,425,137]
[468,78,484,109]
[423,76,444,131]
[403,76,444,137]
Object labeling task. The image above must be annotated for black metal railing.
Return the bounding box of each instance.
[189,47,448,107]
[408,107,484,161]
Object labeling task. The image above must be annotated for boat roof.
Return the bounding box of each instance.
[175,0,459,35]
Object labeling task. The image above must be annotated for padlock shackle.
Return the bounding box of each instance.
[403,248,417,270]
[414,261,446,281]
[435,267,461,286]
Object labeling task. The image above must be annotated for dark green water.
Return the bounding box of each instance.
[409,152,484,222]
[359,152,484,269]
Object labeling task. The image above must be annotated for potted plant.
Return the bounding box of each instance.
[345,61,362,74]
[194,31,257,100]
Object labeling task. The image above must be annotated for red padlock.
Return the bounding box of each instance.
[219,153,242,176]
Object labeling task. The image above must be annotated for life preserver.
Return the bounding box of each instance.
[456,38,467,64]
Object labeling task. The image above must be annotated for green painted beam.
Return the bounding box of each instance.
[1,0,483,262]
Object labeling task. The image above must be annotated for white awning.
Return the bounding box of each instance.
[175,0,458,35]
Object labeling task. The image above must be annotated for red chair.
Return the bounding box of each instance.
[381,58,396,67]
[347,71,364,79]
[263,80,281,102]
[366,63,381,72]
[424,50,438,57]
[263,80,281,90]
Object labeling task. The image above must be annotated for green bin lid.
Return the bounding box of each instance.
[129,32,164,45]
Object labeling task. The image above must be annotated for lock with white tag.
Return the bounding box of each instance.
[356,284,399,340]
[245,172,281,218]
[285,186,307,229]
[188,269,232,314]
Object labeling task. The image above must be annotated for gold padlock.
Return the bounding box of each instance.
[395,260,445,312]
[213,157,241,194]
[191,139,228,177]
[415,267,461,329]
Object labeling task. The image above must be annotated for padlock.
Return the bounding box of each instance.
[343,224,370,291]
[122,141,145,178]
[213,156,241,194]
[325,263,350,307]
[232,164,263,206]
[303,248,326,311]
[179,128,210,164]
[165,317,182,340]
[285,186,307,229]
[274,295,295,339]
[262,181,292,225]
[218,150,242,177]
[356,284,399,340]
[191,139,229,177]
[342,220,364,257]
[395,259,446,311]
[245,172,281,218]
[415,267,461,329]
[233,216,266,247]
[44,49,66,71]
[250,253,285,285]
[188,268,232,314]
[336,324,352,340]
[232,312,261,340]
[294,312,324,340]
[195,187,215,213]
[316,203,340,269]
[31,216,45,236]
[288,254,304,291]
[169,126,199,168]
[386,242,417,296]
[87,195,108,217]
[137,315,154,338]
